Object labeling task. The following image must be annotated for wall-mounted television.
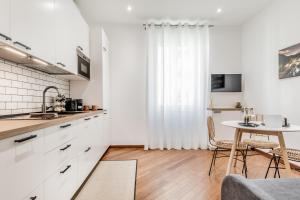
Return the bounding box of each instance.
[211,74,242,92]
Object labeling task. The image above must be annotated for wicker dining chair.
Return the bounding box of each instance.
[241,114,279,177]
[265,148,300,178]
[207,116,248,177]
[243,114,279,151]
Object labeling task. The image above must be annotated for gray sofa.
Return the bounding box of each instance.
[221,175,300,200]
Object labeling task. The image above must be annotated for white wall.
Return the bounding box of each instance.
[103,23,147,145]
[209,26,244,140]
[242,0,300,148]
[103,24,243,145]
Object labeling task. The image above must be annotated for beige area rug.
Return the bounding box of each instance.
[76,160,137,200]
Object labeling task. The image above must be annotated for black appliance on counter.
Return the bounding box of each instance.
[65,98,83,111]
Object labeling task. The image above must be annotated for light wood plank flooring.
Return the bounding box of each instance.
[101,147,300,200]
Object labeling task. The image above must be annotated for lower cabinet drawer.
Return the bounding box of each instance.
[0,130,44,200]
[77,146,95,186]
[23,184,44,200]
[44,138,76,178]
[44,159,77,200]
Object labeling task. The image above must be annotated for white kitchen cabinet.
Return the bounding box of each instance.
[0,130,44,200]
[1,113,109,200]
[71,28,110,108]
[44,158,77,200]
[53,0,79,73]
[77,14,90,57]
[23,184,44,200]
[11,0,55,63]
[0,0,11,43]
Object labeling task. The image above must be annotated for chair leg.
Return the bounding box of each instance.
[241,150,248,178]
[274,156,281,178]
[208,148,217,176]
[265,154,274,179]
[234,151,239,167]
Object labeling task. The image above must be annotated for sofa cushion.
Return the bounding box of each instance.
[221,175,300,200]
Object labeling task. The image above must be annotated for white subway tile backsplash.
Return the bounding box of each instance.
[0,63,11,72]
[17,102,27,109]
[0,103,5,109]
[0,78,12,87]
[0,94,12,101]
[22,96,33,102]
[12,66,23,74]
[18,75,27,82]
[12,95,22,102]
[5,72,18,80]
[0,71,4,78]
[0,59,70,115]
[22,82,31,89]
[18,88,28,95]
[23,69,31,76]
[6,102,17,109]
[12,80,23,88]
[5,87,18,95]
[0,87,5,94]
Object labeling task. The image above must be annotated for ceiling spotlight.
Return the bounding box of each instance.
[127,5,132,12]
[217,8,222,13]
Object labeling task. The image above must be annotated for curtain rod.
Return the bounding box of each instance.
[143,24,214,29]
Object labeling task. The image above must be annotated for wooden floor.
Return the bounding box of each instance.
[102,147,300,200]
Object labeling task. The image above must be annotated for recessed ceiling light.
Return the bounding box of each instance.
[127,5,132,12]
[217,8,222,13]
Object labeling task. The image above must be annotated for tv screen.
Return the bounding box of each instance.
[211,74,242,92]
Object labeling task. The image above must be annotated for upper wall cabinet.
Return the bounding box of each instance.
[0,0,89,77]
[53,0,79,74]
[0,0,11,43]
[11,0,55,63]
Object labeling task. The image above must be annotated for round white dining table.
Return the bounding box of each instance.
[222,120,300,177]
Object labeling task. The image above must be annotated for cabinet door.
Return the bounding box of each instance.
[0,0,11,43]
[102,31,110,110]
[53,0,78,73]
[0,130,44,200]
[44,159,77,200]
[77,15,90,57]
[11,0,55,62]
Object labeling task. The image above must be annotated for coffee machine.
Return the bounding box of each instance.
[65,98,83,111]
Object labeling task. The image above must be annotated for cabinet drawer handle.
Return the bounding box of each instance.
[84,118,91,121]
[85,147,91,152]
[60,124,71,129]
[30,196,37,200]
[60,165,71,174]
[94,115,99,118]
[57,62,66,67]
[0,33,12,41]
[60,144,71,151]
[14,135,37,143]
[13,41,31,50]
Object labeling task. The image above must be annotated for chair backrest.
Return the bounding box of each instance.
[207,116,215,141]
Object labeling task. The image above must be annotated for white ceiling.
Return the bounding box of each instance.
[75,0,273,26]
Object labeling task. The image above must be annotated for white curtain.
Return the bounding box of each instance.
[145,24,209,150]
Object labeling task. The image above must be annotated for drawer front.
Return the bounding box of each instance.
[45,159,77,200]
[44,121,77,153]
[0,130,44,200]
[44,138,77,178]
[23,184,44,200]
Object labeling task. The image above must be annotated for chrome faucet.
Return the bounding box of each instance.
[42,86,60,113]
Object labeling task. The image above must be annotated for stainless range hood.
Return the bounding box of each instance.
[0,41,73,75]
